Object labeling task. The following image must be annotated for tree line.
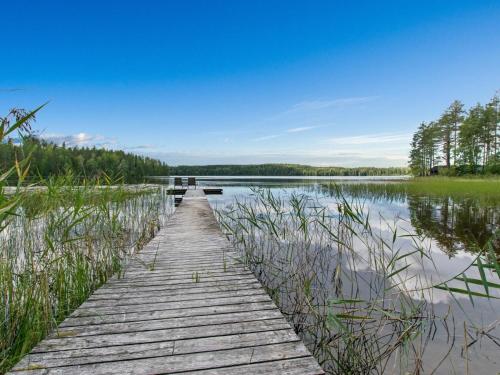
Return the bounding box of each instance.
[0,137,169,183]
[170,164,409,176]
[0,107,169,183]
[409,94,499,176]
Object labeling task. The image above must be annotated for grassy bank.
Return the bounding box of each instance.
[331,176,500,204]
[404,176,500,196]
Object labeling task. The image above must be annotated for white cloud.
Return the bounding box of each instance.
[41,132,117,148]
[286,126,320,133]
[144,147,409,167]
[253,125,322,141]
[37,128,410,168]
[255,96,379,126]
[290,96,378,112]
[123,144,156,150]
[326,132,412,145]
[252,134,281,142]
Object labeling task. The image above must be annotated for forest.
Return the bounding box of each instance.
[0,107,169,183]
[0,137,169,183]
[170,163,409,176]
[409,94,499,176]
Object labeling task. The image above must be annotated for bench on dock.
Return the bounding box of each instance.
[187,176,196,189]
[8,189,323,374]
[174,177,183,188]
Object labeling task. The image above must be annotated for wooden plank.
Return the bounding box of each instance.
[107,271,254,283]
[91,279,259,296]
[15,330,299,369]
[87,282,262,301]
[32,319,291,353]
[79,288,268,309]
[60,301,279,327]
[97,274,257,290]
[12,342,314,375]
[71,294,272,317]
[188,358,325,375]
[8,189,323,374]
[125,262,246,274]
[52,310,284,337]
[101,273,256,287]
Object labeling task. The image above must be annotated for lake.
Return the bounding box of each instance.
[156,176,499,373]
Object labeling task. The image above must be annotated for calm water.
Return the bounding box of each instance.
[165,175,500,294]
[196,176,498,253]
[157,176,500,373]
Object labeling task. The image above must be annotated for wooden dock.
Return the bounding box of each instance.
[9,189,324,374]
[167,187,223,195]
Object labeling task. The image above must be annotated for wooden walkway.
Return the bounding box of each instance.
[10,189,324,374]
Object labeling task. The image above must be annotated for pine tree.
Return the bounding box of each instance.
[446,100,465,166]
[459,104,483,173]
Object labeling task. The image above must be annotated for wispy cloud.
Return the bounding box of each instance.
[253,125,323,141]
[123,144,156,150]
[326,132,411,145]
[286,125,321,133]
[290,96,378,112]
[41,132,117,148]
[147,148,408,167]
[253,134,281,142]
[255,96,379,126]
[0,88,25,92]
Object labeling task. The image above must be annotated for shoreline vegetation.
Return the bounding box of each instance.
[2,106,499,373]
[169,164,410,176]
[0,108,169,184]
[409,94,499,176]
[0,108,174,372]
[341,177,500,199]
[215,188,500,374]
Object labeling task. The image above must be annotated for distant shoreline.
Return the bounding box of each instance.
[168,163,410,177]
[152,175,410,181]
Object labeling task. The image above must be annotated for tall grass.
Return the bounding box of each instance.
[0,109,175,372]
[0,179,174,372]
[332,177,500,204]
[216,187,500,374]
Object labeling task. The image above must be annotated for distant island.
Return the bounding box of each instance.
[169,164,409,176]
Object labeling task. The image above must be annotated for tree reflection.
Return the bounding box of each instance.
[407,195,498,253]
[318,183,499,255]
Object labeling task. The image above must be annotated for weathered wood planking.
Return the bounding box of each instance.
[9,189,324,374]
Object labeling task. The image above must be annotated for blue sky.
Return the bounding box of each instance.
[1,1,499,167]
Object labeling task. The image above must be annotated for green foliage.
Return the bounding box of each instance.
[0,107,174,372]
[336,177,500,201]
[170,163,409,176]
[0,135,169,184]
[409,94,500,176]
[216,188,436,373]
[409,121,441,175]
[216,187,499,373]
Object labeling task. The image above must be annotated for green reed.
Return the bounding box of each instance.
[0,179,174,372]
[331,177,500,204]
[215,187,499,374]
[0,107,175,372]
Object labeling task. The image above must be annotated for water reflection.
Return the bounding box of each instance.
[317,183,500,255]
[167,174,500,256]
[411,196,499,252]
[154,176,499,373]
